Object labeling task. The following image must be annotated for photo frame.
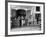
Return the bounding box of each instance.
[5,0,45,36]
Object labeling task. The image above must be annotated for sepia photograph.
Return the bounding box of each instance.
[6,1,45,35]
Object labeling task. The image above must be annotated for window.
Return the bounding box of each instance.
[36,6,40,11]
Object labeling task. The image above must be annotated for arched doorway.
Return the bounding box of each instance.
[16,9,26,27]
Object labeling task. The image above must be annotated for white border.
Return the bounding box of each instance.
[8,2,44,35]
